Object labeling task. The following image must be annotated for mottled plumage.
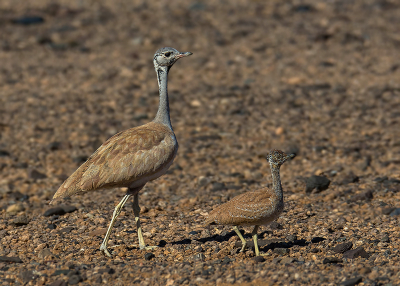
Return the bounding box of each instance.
[206,150,295,256]
[51,47,192,257]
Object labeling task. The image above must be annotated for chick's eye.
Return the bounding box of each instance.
[164,52,171,57]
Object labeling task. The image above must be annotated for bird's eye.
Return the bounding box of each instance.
[164,52,171,57]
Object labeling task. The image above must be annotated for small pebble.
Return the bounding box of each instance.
[144,253,155,261]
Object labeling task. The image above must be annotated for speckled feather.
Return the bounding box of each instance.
[52,121,177,201]
[205,188,283,226]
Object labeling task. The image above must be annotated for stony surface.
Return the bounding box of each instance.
[1,0,400,285]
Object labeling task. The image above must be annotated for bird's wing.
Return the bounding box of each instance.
[53,122,177,200]
[206,189,275,225]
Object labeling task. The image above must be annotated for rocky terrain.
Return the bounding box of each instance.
[0,0,400,285]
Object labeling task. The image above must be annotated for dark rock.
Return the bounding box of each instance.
[58,227,74,233]
[343,247,370,259]
[382,207,396,215]
[310,248,320,253]
[48,224,57,229]
[221,256,231,265]
[381,235,390,243]
[43,207,65,216]
[189,231,198,235]
[269,221,283,230]
[61,205,77,213]
[144,253,155,261]
[389,208,400,216]
[47,141,62,151]
[350,190,373,202]
[280,257,295,264]
[52,269,70,276]
[311,237,325,243]
[322,257,343,264]
[0,150,10,157]
[305,176,330,193]
[273,248,289,255]
[11,215,30,226]
[98,268,115,274]
[252,256,265,263]
[20,270,36,283]
[340,172,359,185]
[0,256,23,263]
[11,16,44,25]
[332,242,353,254]
[48,280,67,286]
[68,275,83,285]
[211,182,226,192]
[28,169,47,180]
[340,276,362,286]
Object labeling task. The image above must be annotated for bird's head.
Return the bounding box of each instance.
[153,47,192,70]
[267,149,296,168]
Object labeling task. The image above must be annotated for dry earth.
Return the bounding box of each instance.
[1,0,400,285]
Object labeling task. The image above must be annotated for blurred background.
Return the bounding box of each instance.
[1,0,399,204]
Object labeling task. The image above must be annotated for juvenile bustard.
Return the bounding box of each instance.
[205,149,295,256]
[52,47,192,257]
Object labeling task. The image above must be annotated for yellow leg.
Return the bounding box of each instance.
[100,194,131,257]
[133,193,157,250]
[233,226,247,252]
[252,225,262,256]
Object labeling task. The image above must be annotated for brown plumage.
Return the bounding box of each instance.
[51,47,192,257]
[206,149,295,256]
[53,122,176,199]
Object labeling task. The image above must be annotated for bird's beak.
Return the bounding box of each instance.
[290,153,296,159]
[176,52,193,59]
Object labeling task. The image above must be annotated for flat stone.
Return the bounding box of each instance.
[48,280,67,286]
[52,269,71,276]
[43,207,65,217]
[332,242,353,253]
[343,247,370,259]
[273,248,289,255]
[60,205,77,213]
[252,256,265,263]
[28,169,47,180]
[20,270,36,283]
[11,215,30,226]
[68,275,83,285]
[280,257,295,264]
[0,256,23,263]
[305,175,331,193]
[389,208,400,216]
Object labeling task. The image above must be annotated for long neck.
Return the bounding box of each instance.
[153,66,172,130]
[270,164,283,200]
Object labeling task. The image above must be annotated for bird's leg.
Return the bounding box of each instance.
[251,225,261,256]
[233,226,247,252]
[100,194,131,257]
[133,193,158,250]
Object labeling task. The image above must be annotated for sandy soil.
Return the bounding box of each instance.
[1,0,400,285]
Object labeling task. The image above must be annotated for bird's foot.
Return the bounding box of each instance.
[142,245,158,251]
[129,244,158,250]
[239,244,247,253]
[100,244,113,257]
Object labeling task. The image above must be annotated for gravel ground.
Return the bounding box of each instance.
[1,0,400,285]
